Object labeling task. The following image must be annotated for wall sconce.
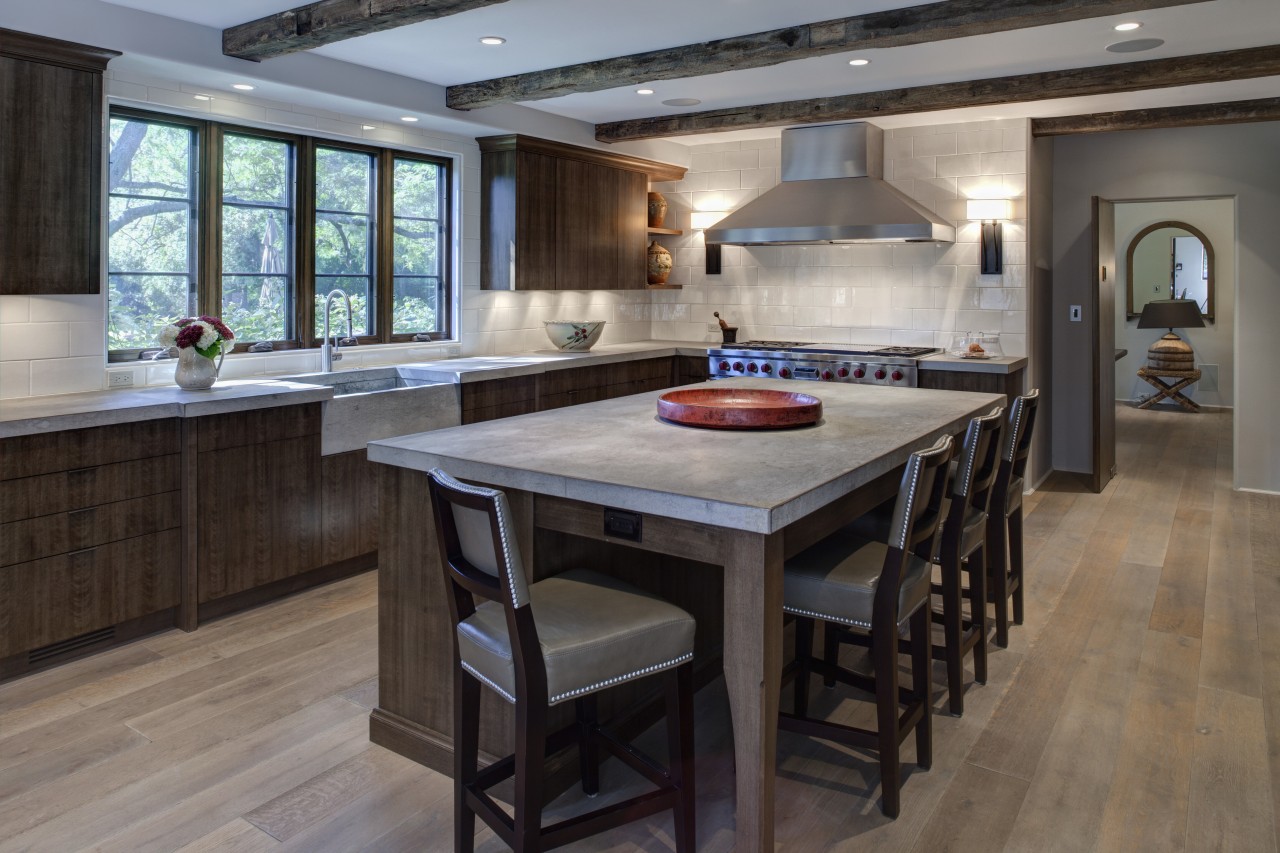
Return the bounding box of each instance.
[966,198,1012,275]
[691,210,726,275]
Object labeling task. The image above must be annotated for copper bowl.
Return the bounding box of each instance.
[657,388,822,430]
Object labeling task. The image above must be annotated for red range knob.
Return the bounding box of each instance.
[761,363,773,374]
[875,368,887,380]
[891,370,904,381]
[718,361,730,371]
[836,367,849,378]
[747,362,759,373]
[853,367,865,378]
[779,367,791,378]
[733,362,744,372]
[821,370,834,381]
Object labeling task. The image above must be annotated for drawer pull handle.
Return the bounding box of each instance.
[68,547,97,558]
[67,466,97,477]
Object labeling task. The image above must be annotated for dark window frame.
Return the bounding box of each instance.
[106,106,454,357]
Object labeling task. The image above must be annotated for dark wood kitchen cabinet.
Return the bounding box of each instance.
[919,365,1026,406]
[479,135,684,291]
[0,419,181,678]
[0,29,119,295]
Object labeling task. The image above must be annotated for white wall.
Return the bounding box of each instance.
[1113,198,1235,408]
[645,120,1030,354]
[1052,122,1280,493]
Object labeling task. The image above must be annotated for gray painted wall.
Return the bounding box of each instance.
[1051,122,1280,492]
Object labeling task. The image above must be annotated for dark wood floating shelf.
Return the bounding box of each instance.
[647,227,683,235]
[646,284,683,290]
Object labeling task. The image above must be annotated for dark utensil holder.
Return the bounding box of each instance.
[722,327,738,344]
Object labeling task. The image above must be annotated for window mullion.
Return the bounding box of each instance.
[297,137,316,347]
[200,121,221,320]
[377,149,395,344]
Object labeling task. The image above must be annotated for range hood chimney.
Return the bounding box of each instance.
[705,122,955,245]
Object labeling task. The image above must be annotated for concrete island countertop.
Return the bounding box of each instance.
[399,340,710,383]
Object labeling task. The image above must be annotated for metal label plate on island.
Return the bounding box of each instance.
[656,388,822,430]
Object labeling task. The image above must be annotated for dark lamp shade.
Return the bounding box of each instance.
[1137,299,1206,331]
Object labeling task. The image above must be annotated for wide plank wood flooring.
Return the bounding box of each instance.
[1,405,1276,851]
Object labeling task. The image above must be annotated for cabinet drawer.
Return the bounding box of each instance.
[539,386,609,412]
[461,376,538,412]
[462,398,539,425]
[197,403,321,452]
[0,491,181,567]
[540,364,614,397]
[0,453,180,523]
[0,528,179,658]
[0,419,180,481]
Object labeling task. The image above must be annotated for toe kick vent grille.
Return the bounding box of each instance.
[28,626,116,664]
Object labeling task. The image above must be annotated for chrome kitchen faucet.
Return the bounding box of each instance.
[322,288,356,372]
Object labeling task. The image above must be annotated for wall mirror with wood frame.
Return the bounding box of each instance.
[1125,220,1215,321]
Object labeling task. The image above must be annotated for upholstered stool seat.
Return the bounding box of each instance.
[784,530,932,631]
[458,568,695,706]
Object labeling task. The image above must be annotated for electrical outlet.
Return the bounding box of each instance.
[445,345,461,358]
[108,372,134,388]
[707,322,720,333]
[1069,305,1082,322]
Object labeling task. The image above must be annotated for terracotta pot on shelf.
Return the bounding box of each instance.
[647,192,668,228]
[647,240,673,285]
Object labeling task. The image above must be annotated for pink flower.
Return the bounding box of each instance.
[176,324,204,348]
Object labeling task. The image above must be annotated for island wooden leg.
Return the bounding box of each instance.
[722,529,785,853]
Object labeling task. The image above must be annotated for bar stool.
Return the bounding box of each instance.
[427,468,697,853]
[988,390,1040,648]
[779,434,953,819]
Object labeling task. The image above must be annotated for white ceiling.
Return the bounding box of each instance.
[101,0,1280,142]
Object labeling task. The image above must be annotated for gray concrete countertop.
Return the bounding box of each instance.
[918,353,1028,374]
[401,340,711,383]
[369,377,1001,534]
[0,380,333,439]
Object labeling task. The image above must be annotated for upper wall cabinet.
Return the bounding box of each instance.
[0,29,119,295]
[478,135,684,291]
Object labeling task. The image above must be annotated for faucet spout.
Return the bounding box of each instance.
[322,288,356,372]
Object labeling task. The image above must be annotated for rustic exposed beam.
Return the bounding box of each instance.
[224,0,513,62]
[1032,97,1280,136]
[447,0,1208,110]
[595,44,1280,142]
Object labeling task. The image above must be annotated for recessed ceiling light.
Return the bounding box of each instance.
[1114,21,1142,31]
[362,125,376,130]
[636,88,655,95]
[848,58,871,66]
[192,94,212,101]
[479,36,506,45]
[232,83,255,91]
[663,98,701,107]
[1106,37,1164,53]
[400,116,418,122]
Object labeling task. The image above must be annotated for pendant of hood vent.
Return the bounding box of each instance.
[704,122,955,246]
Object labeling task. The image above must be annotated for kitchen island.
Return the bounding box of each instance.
[368,377,1002,851]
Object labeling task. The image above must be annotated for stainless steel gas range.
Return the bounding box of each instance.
[708,341,940,387]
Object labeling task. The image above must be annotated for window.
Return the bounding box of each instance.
[105,108,453,357]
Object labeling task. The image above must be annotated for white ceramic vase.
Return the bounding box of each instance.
[174,346,221,390]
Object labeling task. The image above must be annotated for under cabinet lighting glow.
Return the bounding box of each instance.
[1114,21,1142,31]
[848,58,871,66]
[362,125,376,130]
[400,116,418,122]
[479,36,506,45]
[232,83,255,91]
[192,94,212,101]
[636,88,655,95]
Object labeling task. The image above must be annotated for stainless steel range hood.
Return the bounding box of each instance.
[705,122,955,245]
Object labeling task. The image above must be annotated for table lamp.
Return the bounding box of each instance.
[1137,298,1204,370]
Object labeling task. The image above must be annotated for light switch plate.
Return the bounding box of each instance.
[1069,305,1082,322]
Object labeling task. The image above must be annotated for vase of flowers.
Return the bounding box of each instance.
[159,316,235,391]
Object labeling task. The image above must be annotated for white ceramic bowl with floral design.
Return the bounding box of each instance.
[544,320,606,351]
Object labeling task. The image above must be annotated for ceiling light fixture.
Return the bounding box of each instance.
[848,58,871,66]
[400,116,418,122]
[663,98,701,107]
[232,83,255,91]
[1114,21,1142,31]
[636,88,655,95]
[192,94,212,101]
[1106,38,1164,53]
[479,36,506,45]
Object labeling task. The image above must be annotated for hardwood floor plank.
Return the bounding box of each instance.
[1186,687,1278,853]
[1247,491,1280,848]
[173,818,279,853]
[1199,478,1262,698]
[1095,630,1201,852]
[908,763,1029,853]
[339,676,379,711]
[0,724,150,805]
[0,642,162,714]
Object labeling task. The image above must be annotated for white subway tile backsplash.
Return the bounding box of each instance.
[913,134,958,157]
[29,356,104,396]
[956,130,1005,154]
[0,323,70,361]
[0,361,31,399]
[29,294,103,322]
[936,154,982,177]
[0,296,30,324]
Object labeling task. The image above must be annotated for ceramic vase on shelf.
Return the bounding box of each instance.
[647,240,673,285]
[174,347,222,390]
[647,192,668,228]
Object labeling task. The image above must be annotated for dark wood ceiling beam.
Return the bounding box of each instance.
[224,0,513,62]
[446,0,1208,110]
[595,44,1280,142]
[1032,97,1280,135]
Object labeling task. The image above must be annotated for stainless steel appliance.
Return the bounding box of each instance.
[708,342,940,387]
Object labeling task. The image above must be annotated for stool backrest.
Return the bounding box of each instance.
[887,434,954,565]
[1005,389,1040,478]
[950,407,1006,518]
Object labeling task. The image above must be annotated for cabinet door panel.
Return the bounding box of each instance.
[616,168,648,290]
[320,450,378,567]
[515,151,558,290]
[1,493,180,567]
[556,159,618,290]
[0,420,180,482]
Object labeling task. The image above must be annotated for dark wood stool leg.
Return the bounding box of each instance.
[454,664,480,853]
[988,514,1011,649]
[665,662,696,853]
[794,616,815,718]
[576,694,600,797]
[874,627,902,818]
[514,697,547,853]
[1009,507,1025,625]
[941,554,965,716]
[909,605,932,772]
[822,621,839,688]
[969,546,988,686]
